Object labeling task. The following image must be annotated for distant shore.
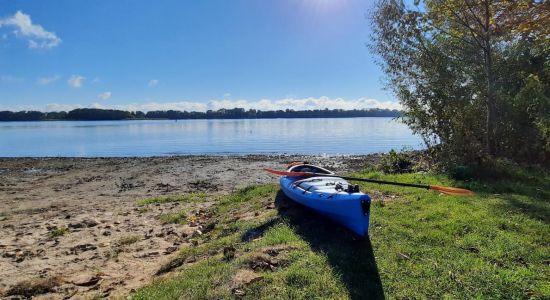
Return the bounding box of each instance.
[0,107,400,121]
[0,155,381,298]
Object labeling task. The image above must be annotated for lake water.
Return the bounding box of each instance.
[0,118,423,157]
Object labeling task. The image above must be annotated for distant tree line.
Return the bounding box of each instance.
[0,107,400,121]
[146,108,400,119]
[0,109,143,121]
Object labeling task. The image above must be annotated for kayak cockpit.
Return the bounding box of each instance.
[288,164,334,175]
[292,177,360,194]
[286,163,360,194]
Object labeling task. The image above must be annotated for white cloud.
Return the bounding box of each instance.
[120,101,208,112]
[37,75,59,85]
[90,102,104,109]
[205,96,402,111]
[67,75,85,88]
[97,91,112,100]
[0,11,61,49]
[3,96,401,113]
[92,77,100,84]
[86,96,402,112]
[148,79,159,87]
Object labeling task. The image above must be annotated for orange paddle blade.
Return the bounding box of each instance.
[429,185,476,196]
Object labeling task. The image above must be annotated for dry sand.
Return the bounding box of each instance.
[0,155,380,299]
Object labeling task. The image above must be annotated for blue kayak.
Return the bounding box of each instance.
[279,163,371,236]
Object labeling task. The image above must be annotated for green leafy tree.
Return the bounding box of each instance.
[370,0,549,166]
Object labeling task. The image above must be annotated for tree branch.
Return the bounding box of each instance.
[463,0,487,30]
[450,10,487,51]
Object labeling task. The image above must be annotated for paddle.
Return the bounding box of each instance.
[264,169,476,196]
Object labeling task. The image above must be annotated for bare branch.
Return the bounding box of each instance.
[463,0,487,30]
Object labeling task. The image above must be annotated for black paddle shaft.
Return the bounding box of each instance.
[315,174,431,190]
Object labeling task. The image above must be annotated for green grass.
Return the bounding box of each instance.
[130,169,549,300]
[158,211,188,224]
[137,193,207,206]
[354,170,550,299]
[48,227,68,238]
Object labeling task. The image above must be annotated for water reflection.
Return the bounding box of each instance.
[0,118,423,157]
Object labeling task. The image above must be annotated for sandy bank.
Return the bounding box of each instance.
[0,155,380,299]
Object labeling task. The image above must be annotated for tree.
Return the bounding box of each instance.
[426,0,548,155]
[370,0,549,165]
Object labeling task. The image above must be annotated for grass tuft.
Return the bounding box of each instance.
[48,227,68,238]
[5,276,62,298]
[158,211,187,224]
[117,235,141,246]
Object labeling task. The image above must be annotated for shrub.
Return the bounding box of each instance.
[379,150,413,174]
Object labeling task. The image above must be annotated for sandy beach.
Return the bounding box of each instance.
[0,155,380,299]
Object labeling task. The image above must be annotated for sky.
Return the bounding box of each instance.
[0,0,399,112]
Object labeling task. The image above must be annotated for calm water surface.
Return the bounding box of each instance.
[0,118,423,157]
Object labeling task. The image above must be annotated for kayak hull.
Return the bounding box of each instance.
[280,175,371,236]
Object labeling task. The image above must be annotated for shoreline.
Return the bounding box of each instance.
[0,153,384,159]
[0,155,381,298]
[0,115,398,122]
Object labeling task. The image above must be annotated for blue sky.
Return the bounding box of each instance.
[0,0,398,112]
